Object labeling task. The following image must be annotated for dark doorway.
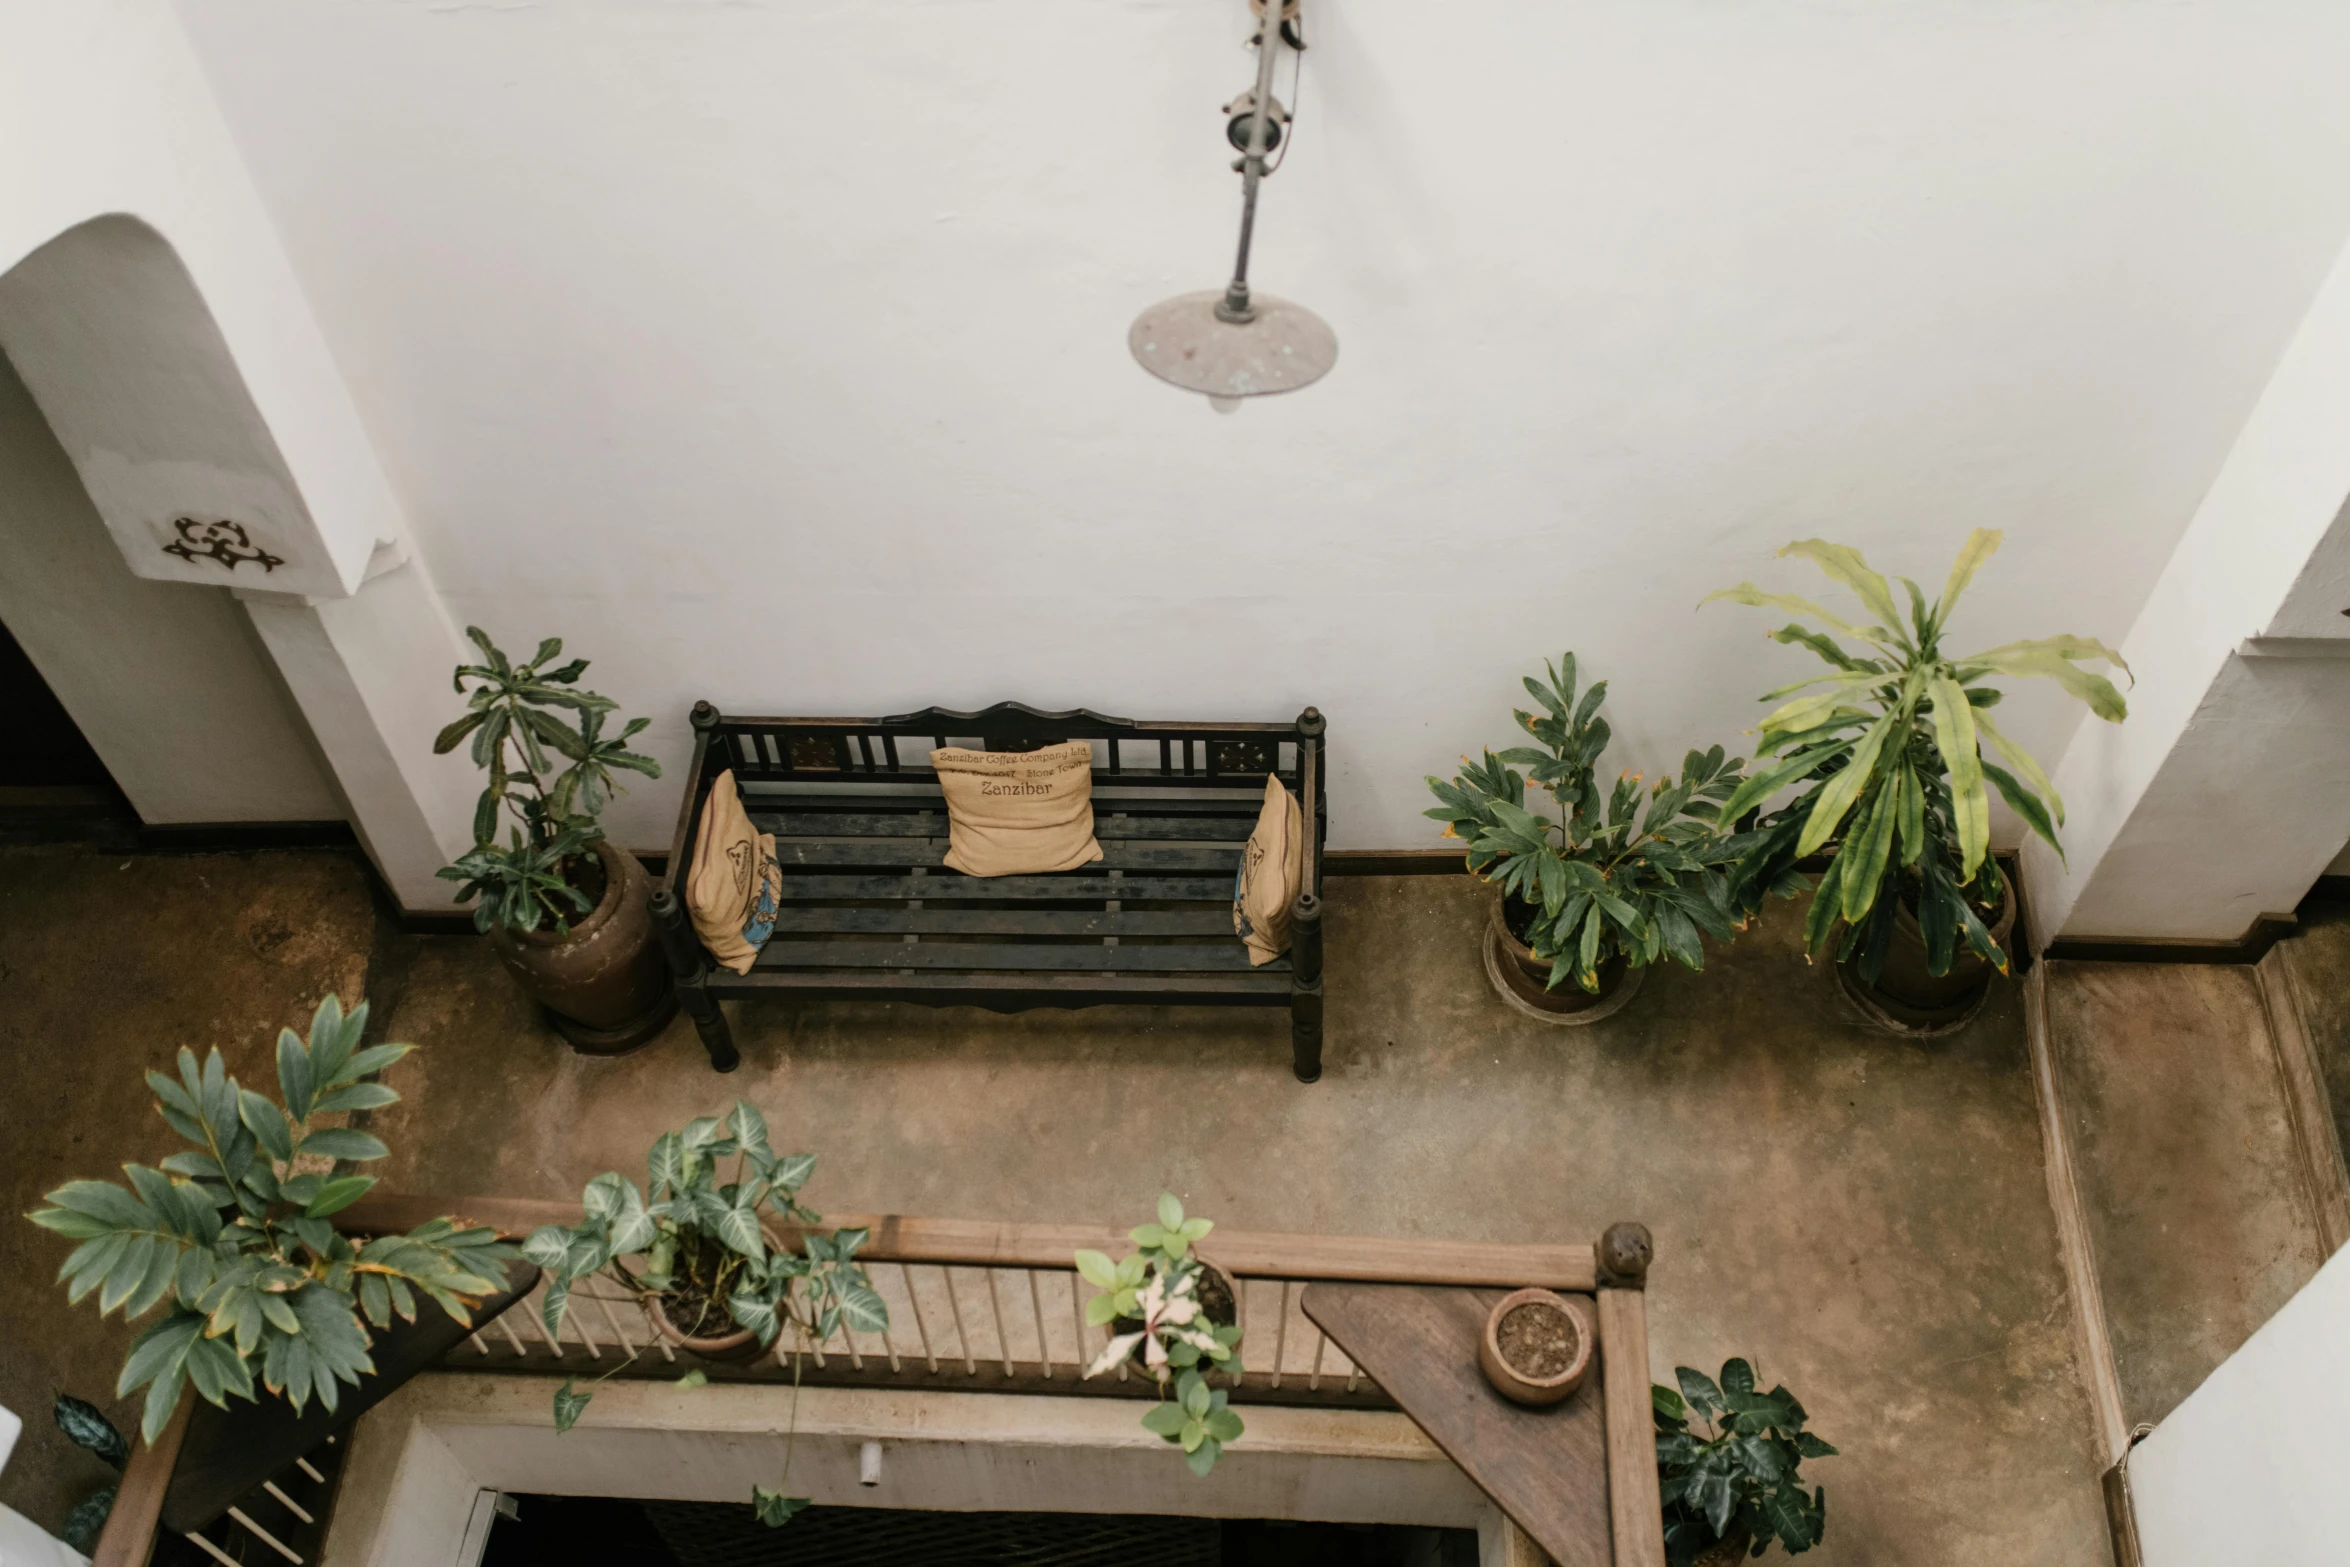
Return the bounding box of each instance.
[0,613,113,788]
[482,1496,1480,1567]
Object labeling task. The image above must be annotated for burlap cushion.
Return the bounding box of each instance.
[686,769,781,974]
[934,741,1105,877]
[1234,773,1304,966]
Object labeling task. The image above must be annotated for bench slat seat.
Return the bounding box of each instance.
[654,701,1328,1081]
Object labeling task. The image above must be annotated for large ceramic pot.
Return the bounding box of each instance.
[489,839,676,1055]
[1482,893,1644,1026]
[1837,875,2018,1036]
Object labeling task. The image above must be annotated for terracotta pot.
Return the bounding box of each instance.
[1839,875,2018,1033]
[646,1291,765,1363]
[1477,1287,1592,1407]
[490,839,676,1055]
[1483,895,1644,1025]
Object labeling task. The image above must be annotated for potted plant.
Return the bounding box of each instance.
[26,996,516,1445]
[1653,1360,1835,1564]
[524,1100,886,1372]
[1477,1288,1591,1407]
[435,628,672,1054]
[1075,1195,1246,1476]
[1425,653,1761,1022]
[1704,533,2129,1029]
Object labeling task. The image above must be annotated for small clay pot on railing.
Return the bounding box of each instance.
[1477,1287,1592,1407]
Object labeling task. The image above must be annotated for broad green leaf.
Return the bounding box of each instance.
[1974,707,2063,827]
[305,1175,376,1219]
[1926,671,1989,878]
[1701,584,1866,638]
[553,1379,590,1433]
[1778,540,1905,644]
[1982,761,2062,860]
[1795,710,1899,857]
[1935,528,2002,633]
[1839,782,1897,925]
[751,1489,812,1528]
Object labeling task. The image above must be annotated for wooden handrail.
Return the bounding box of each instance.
[91,1394,190,1567]
[338,1193,1599,1291]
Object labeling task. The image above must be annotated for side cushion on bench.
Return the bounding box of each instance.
[934,741,1106,877]
[1235,774,1305,966]
[687,769,782,974]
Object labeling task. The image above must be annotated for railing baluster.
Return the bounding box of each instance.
[494,1310,529,1358]
[1071,1269,1092,1375]
[1270,1279,1290,1389]
[295,1458,326,1484]
[943,1267,978,1374]
[1309,1324,1327,1391]
[903,1262,939,1372]
[227,1505,303,1564]
[182,1530,243,1567]
[1028,1268,1053,1378]
[986,1268,1015,1377]
[261,1481,313,1526]
[590,1294,638,1356]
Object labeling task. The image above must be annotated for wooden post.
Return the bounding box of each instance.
[1597,1222,1665,1567]
[94,1394,192,1567]
[1290,890,1324,1083]
[648,885,738,1072]
[1289,705,1326,1084]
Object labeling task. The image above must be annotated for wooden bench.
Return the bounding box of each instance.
[648,701,1329,1080]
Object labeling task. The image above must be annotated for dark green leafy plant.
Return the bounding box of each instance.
[1704,533,2130,982]
[434,628,660,935]
[53,1394,127,1552]
[1425,653,1762,992]
[1653,1360,1835,1562]
[522,1103,887,1528]
[26,997,514,1443]
[1075,1195,1245,1476]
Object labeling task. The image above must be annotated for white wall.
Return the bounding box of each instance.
[0,343,340,823]
[2132,1243,2350,1564]
[164,0,2350,853]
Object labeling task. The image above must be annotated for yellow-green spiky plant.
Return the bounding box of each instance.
[1703,531,2129,981]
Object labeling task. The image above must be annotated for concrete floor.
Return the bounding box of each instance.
[0,845,2139,1562]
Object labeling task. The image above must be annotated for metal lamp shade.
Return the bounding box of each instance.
[1129,290,1338,402]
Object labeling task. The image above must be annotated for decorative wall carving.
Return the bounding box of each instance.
[161,517,283,573]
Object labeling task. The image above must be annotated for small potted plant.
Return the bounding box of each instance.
[26,997,516,1444]
[1477,1288,1591,1407]
[1705,534,2129,1030]
[524,1102,888,1405]
[1653,1360,1835,1564]
[1426,653,1761,1022]
[435,629,671,1053]
[1075,1195,1245,1476]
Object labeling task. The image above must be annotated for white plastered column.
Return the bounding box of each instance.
[0,1,472,905]
[2024,229,2350,946]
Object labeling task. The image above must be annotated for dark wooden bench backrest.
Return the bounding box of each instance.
[664,701,1326,892]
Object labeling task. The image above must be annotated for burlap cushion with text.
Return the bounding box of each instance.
[686,769,781,974]
[1234,773,1304,965]
[933,741,1105,878]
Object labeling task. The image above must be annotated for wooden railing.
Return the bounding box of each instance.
[97,1197,1658,1567]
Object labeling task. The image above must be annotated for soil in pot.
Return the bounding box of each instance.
[637,1230,763,1361]
[490,839,675,1055]
[1477,1287,1591,1407]
[1495,1299,1579,1380]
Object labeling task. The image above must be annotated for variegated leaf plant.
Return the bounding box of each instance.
[1074,1194,1245,1476]
[27,997,514,1443]
[523,1101,886,1526]
[1704,531,2130,981]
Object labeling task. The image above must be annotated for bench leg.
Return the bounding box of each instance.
[650,887,739,1073]
[1290,891,1324,1083]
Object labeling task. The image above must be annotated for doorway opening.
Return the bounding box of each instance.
[482,1496,1481,1567]
[0,611,136,842]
